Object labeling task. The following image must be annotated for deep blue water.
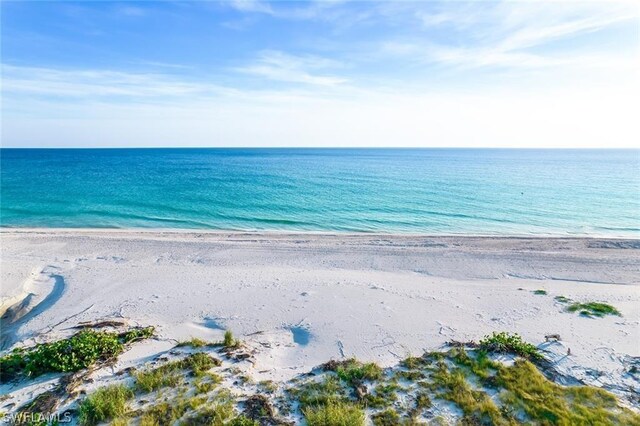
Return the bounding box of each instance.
[1,149,638,236]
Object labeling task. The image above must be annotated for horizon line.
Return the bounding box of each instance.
[1,146,638,150]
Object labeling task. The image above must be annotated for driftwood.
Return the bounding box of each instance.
[74,319,126,329]
[355,384,369,400]
[446,340,479,348]
[544,334,561,342]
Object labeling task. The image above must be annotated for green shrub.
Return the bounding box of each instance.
[566,302,621,317]
[1,328,154,381]
[304,401,365,426]
[533,290,547,295]
[554,296,571,303]
[35,330,122,373]
[0,349,27,382]
[78,384,133,425]
[479,332,542,360]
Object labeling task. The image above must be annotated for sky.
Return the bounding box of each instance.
[1,0,639,148]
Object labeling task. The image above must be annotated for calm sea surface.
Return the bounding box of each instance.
[1,149,638,236]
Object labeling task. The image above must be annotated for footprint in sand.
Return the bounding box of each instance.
[287,324,312,346]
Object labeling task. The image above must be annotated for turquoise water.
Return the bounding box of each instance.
[1,149,638,236]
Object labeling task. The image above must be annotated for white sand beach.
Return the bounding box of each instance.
[2,229,638,401]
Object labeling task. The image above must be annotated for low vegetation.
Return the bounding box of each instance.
[554,295,571,303]
[176,329,240,350]
[479,331,542,360]
[325,358,383,386]
[78,384,133,425]
[0,327,154,381]
[5,329,639,425]
[223,330,240,349]
[135,352,221,392]
[176,337,209,348]
[293,375,349,409]
[140,400,191,425]
[304,401,365,426]
[370,408,401,425]
[567,301,621,318]
[533,289,547,295]
[119,326,155,343]
[496,359,638,424]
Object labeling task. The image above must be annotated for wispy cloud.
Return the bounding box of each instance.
[374,1,639,74]
[228,0,274,15]
[225,0,366,25]
[1,65,228,99]
[114,5,147,18]
[236,50,348,86]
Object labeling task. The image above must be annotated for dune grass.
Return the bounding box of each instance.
[333,359,383,385]
[78,384,133,425]
[496,359,639,424]
[134,366,183,393]
[294,376,349,409]
[364,381,400,409]
[401,356,429,370]
[176,330,239,350]
[135,352,220,392]
[303,401,365,426]
[176,337,209,348]
[139,400,190,426]
[431,362,504,425]
[371,408,401,425]
[223,330,236,348]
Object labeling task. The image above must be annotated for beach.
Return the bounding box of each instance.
[3,1,639,422]
[2,230,638,398]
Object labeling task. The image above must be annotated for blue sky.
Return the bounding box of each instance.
[2,0,638,147]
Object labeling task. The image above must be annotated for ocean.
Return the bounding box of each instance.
[1,148,638,236]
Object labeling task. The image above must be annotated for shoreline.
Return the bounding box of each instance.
[2,226,640,240]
